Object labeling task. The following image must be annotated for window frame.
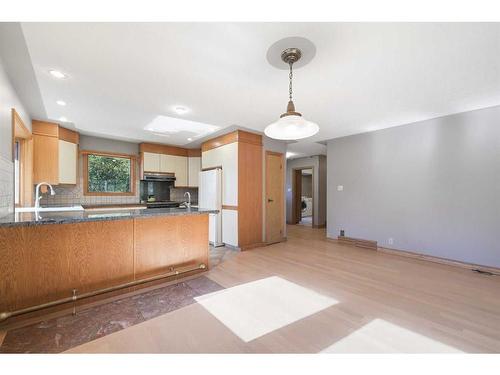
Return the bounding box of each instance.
[14,139,21,206]
[82,150,136,196]
[12,108,32,207]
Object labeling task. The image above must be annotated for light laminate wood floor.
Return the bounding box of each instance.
[68,225,500,353]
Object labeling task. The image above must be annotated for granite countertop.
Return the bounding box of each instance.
[0,207,218,228]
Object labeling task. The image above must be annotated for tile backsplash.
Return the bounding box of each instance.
[0,155,14,217]
[170,187,199,204]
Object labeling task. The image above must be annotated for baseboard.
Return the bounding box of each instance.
[378,246,500,275]
[334,234,500,273]
[337,236,378,250]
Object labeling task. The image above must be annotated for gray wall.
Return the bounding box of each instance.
[80,134,139,155]
[286,155,327,226]
[327,105,500,268]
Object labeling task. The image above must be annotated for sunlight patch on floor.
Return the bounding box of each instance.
[321,318,463,353]
[195,276,338,342]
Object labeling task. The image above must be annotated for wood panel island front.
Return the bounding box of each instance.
[0,207,215,323]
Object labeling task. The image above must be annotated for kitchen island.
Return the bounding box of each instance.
[0,207,216,322]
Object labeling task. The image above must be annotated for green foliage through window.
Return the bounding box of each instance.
[87,154,131,193]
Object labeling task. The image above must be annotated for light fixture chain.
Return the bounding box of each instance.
[289,62,293,101]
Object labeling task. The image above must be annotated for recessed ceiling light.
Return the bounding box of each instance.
[59,117,68,122]
[187,137,193,141]
[56,100,66,106]
[173,106,189,115]
[49,70,67,79]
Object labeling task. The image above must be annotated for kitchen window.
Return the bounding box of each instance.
[83,151,136,196]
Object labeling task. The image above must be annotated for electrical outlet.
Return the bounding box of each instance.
[337,185,344,191]
[388,238,394,245]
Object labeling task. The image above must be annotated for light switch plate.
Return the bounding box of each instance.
[337,185,344,191]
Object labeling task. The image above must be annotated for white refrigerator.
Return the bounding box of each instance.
[199,168,224,247]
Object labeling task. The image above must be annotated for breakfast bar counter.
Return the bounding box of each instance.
[0,207,216,227]
[0,207,216,322]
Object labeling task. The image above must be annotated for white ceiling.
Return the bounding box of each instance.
[15,22,500,153]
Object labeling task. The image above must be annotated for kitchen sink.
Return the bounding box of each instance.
[16,205,84,212]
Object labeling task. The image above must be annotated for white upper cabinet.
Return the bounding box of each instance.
[141,145,197,186]
[188,157,201,187]
[173,156,188,186]
[143,152,160,172]
[159,154,175,173]
[58,140,77,184]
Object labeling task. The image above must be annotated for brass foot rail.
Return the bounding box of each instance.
[0,263,206,323]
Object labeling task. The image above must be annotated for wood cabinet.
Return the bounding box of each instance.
[0,213,209,314]
[33,133,59,185]
[139,143,200,187]
[32,121,79,185]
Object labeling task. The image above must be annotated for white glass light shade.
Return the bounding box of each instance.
[264,115,319,140]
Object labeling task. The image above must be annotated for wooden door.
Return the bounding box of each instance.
[292,169,302,224]
[265,151,284,243]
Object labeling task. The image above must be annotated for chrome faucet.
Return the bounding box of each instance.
[35,182,55,210]
[184,191,191,208]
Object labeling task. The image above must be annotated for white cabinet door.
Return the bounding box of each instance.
[143,152,160,172]
[160,154,175,173]
[173,156,188,186]
[222,209,238,247]
[188,156,201,187]
[58,140,77,184]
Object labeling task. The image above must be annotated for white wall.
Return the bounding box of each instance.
[0,57,31,217]
[327,105,500,268]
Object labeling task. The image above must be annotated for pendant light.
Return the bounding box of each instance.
[264,48,319,140]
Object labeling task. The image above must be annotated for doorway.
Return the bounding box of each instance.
[292,167,314,226]
[265,151,284,244]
